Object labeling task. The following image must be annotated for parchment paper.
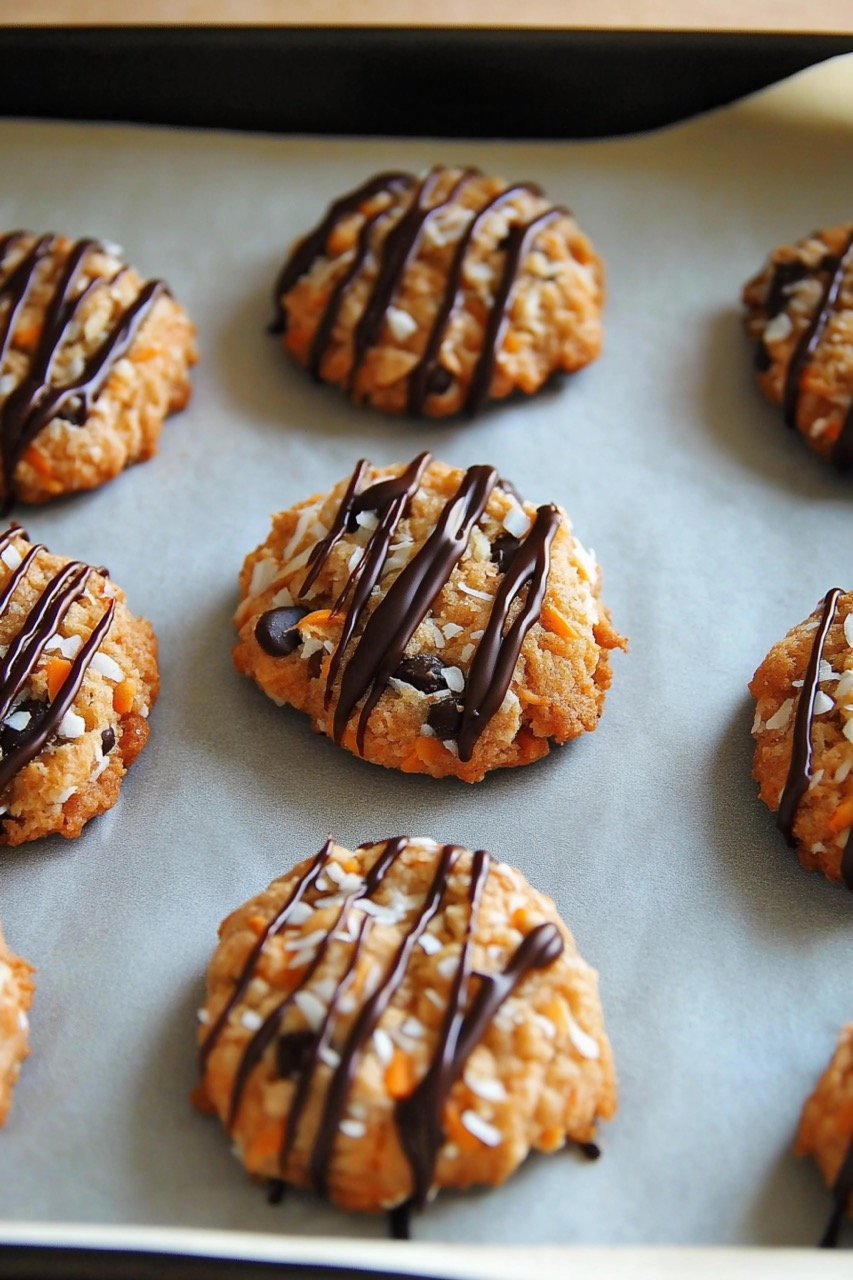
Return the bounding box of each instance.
[0,54,851,1251]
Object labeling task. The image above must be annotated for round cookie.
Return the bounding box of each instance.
[749,588,853,889]
[0,525,159,845]
[195,836,616,1218]
[742,223,853,470]
[270,166,604,418]
[796,1026,853,1246]
[233,455,625,784]
[0,230,197,507]
[0,924,33,1126]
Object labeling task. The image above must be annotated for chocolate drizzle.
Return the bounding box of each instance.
[269,172,415,335]
[270,169,570,417]
[762,231,853,473]
[203,837,567,1212]
[0,526,115,794]
[456,504,559,762]
[0,232,165,510]
[333,463,497,752]
[776,589,841,851]
[819,1139,853,1248]
[261,454,563,761]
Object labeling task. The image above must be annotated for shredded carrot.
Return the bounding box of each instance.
[113,679,135,714]
[540,601,576,640]
[46,657,72,700]
[244,1120,284,1166]
[515,729,546,764]
[503,330,524,354]
[542,997,569,1037]
[132,346,160,363]
[297,609,334,631]
[539,1126,565,1154]
[189,1081,216,1116]
[246,914,267,937]
[827,799,853,836]
[414,736,455,772]
[385,1049,415,1100]
[22,446,52,478]
[14,323,42,352]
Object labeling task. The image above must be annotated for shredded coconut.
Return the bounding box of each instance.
[460,1110,503,1147]
[765,699,793,732]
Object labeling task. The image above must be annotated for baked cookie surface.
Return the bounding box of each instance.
[233,455,624,784]
[0,924,33,1126]
[0,526,158,845]
[0,230,197,507]
[195,836,616,1216]
[796,1025,853,1246]
[742,223,853,470]
[749,588,853,889]
[271,167,604,418]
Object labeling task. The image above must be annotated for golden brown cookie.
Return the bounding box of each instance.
[742,223,853,470]
[0,525,158,845]
[749,588,853,889]
[195,836,616,1220]
[233,455,624,784]
[796,1026,853,1246]
[0,230,197,507]
[0,924,34,1126]
[271,167,604,418]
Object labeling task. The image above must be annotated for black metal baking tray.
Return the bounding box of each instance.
[0,27,851,138]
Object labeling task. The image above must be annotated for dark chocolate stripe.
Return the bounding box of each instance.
[0,234,165,510]
[777,588,841,845]
[394,846,490,1206]
[307,207,392,381]
[323,453,429,706]
[270,172,414,334]
[406,184,532,415]
[0,531,116,794]
[467,208,564,418]
[782,231,853,432]
[334,465,498,751]
[819,1139,853,1248]
[308,842,462,1193]
[347,169,476,398]
[301,460,370,598]
[457,504,560,761]
[398,919,563,1208]
[222,837,407,1127]
[200,840,332,1071]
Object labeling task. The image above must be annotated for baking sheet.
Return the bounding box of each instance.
[0,54,851,1253]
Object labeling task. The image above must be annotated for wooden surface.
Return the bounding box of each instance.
[1,1,852,35]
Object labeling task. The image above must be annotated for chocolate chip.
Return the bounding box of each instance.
[277,1030,317,1079]
[426,699,463,740]
[425,365,452,396]
[394,655,447,694]
[0,698,49,757]
[491,532,521,573]
[496,476,524,504]
[101,727,116,755]
[307,648,324,680]
[255,606,308,657]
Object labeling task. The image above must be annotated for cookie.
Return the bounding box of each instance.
[270,167,603,418]
[0,525,159,845]
[0,925,33,1126]
[796,1026,853,1247]
[195,836,616,1219]
[233,455,624,784]
[0,230,197,508]
[742,223,853,470]
[749,588,853,888]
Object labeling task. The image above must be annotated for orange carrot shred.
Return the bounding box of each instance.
[46,657,72,700]
[113,679,135,714]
